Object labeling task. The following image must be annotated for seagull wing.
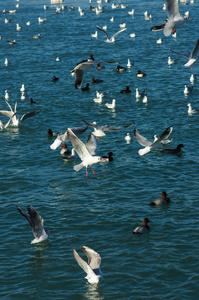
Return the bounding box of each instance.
[20,110,41,123]
[17,205,33,228]
[73,249,96,278]
[96,25,110,39]
[1,97,14,113]
[82,119,99,129]
[86,134,98,155]
[0,110,15,118]
[27,205,45,239]
[71,125,88,136]
[104,122,134,131]
[75,69,84,89]
[81,246,101,269]
[191,39,199,58]
[134,128,152,147]
[67,128,90,161]
[170,48,189,59]
[111,28,127,39]
[166,0,180,18]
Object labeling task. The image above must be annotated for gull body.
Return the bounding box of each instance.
[105,99,116,109]
[184,85,193,94]
[187,103,199,114]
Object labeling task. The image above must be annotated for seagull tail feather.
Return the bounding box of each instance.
[74,162,84,172]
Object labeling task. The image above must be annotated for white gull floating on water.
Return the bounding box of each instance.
[17,205,49,244]
[73,246,103,285]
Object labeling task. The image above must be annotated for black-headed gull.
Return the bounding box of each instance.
[161,143,184,154]
[164,0,193,36]
[17,205,49,244]
[134,126,173,156]
[168,56,179,65]
[184,85,193,94]
[105,99,116,109]
[96,25,127,43]
[50,125,88,150]
[0,98,40,127]
[149,191,171,206]
[73,246,103,285]
[72,59,117,89]
[170,39,199,68]
[82,120,134,139]
[67,128,102,177]
[133,218,151,234]
[187,103,199,114]
[125,132,132,142]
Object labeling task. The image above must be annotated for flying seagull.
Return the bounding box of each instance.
[134,126,173,156]
[0,98,40,127]
[73,246,103,285]
[71,59,118,89]
[170,39,199,68]
[17,205,50,244]
[96,25,127,43]
[82,119,134,139]
[50,125,88,150]
[164,0,193,36]
[67,128,102,177]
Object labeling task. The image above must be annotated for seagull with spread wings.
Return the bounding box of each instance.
[73,246,103,285]
[96,25,127,43]
[17,205,50,244]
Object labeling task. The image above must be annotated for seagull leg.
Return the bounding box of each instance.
[172,27,176,34]
[86,167,89,178]
[90,166,96,175]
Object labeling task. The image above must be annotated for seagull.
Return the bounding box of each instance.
[128,9,135,15]
[38,17,47,23]
[73,246,103,285]
[82,120,134,139]
[5,90,10,100]
[134,126,173,156]
[156,38,162,44]
[17,205,49,244]
[149,191,171,206]
[105,99,116,109]
[71,59,117,89]
[133,218,151,234]
[50,125,88,150]
[20,84,25,92]
[135,88,145,99]
[190,74,196,83]
[184,85,193,94]
[0,98,40,127]
[32,34,41,39]
[170,39,199,68]
[125,132,132,143]
[91,31,98,38]
[93,94,103,104]
[127,59,132,68]
[4,58,9,66]
[67,128,102,177]
[96,25,127,43]
[164,0,193,36]
[168,56,179,65]
[16,23,21,31]
[187,103,199,114]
